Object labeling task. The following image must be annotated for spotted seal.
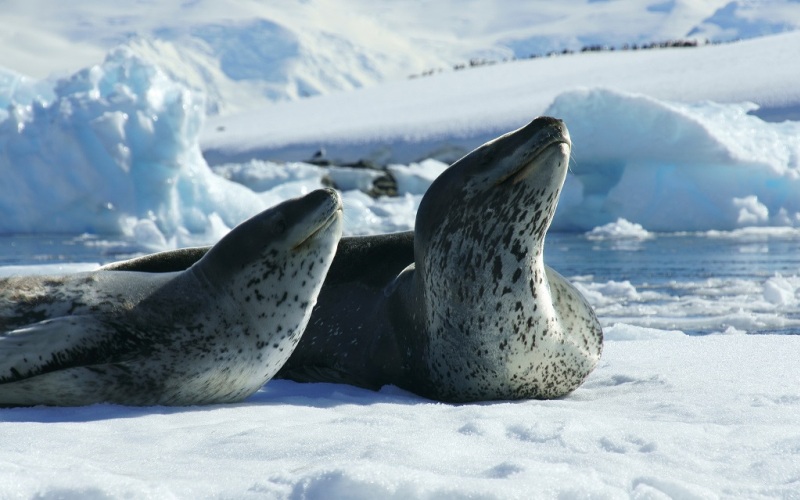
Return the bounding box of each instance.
[0,189,342,407]
[105,117,603,402]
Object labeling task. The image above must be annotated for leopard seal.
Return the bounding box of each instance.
[105,117,603,402]
[0,188,343,407]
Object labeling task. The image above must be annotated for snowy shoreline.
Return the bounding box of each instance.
[3,335,799,498]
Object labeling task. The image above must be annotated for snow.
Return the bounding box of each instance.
[201,30,800,164]
[4,0,800,115]
[2,336,799,498]
[763,274,800,307]
[1,1,800,498]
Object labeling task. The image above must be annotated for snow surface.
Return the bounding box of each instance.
[2,336,800,498]
[202,30,800,164]
[4,0,800,115]
[1,2,800,498]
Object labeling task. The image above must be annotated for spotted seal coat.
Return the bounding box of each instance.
[0,189,342,406]
[105,117,603,402]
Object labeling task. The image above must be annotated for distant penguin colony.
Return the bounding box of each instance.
[0,189,343,406]
[102,116,603,405]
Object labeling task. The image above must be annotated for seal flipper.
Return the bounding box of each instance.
[545,265,603,364]
[0,362,155,407]
[0,315,142,384]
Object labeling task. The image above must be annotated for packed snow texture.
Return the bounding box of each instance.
[201,29,800,165]
[2,336,799,499]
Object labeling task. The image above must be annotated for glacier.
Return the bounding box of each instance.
[5,0,800,112]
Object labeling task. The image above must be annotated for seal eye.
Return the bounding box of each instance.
[273,214,287,235]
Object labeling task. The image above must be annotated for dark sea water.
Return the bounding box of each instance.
[0,234,143,267]
[546,233,800,284]
[1,232,798,335]
[2,232,797,276]
[547,232,800,336]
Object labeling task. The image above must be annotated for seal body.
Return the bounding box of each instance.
[0,189,343,407]
[105,117,603,402]
[397,117,603,401]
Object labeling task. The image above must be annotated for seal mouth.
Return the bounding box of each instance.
[496,139,571,186]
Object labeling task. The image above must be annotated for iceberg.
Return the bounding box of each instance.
[0,48,265,243]
[548,89,800,232]
[0,67,55,122]
[585,218,653,240]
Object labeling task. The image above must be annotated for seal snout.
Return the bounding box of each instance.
[488,117,571,187]
[291,188,343,250]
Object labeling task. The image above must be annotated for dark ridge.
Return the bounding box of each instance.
[408,38,723,79]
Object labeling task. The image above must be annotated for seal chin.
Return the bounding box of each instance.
[289,189,344,250]
[472,117,570,189]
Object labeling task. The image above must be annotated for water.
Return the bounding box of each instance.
[1,232,798,336]
[547,233,800,336]
[0,234,143,267]
[546,233,800,283]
